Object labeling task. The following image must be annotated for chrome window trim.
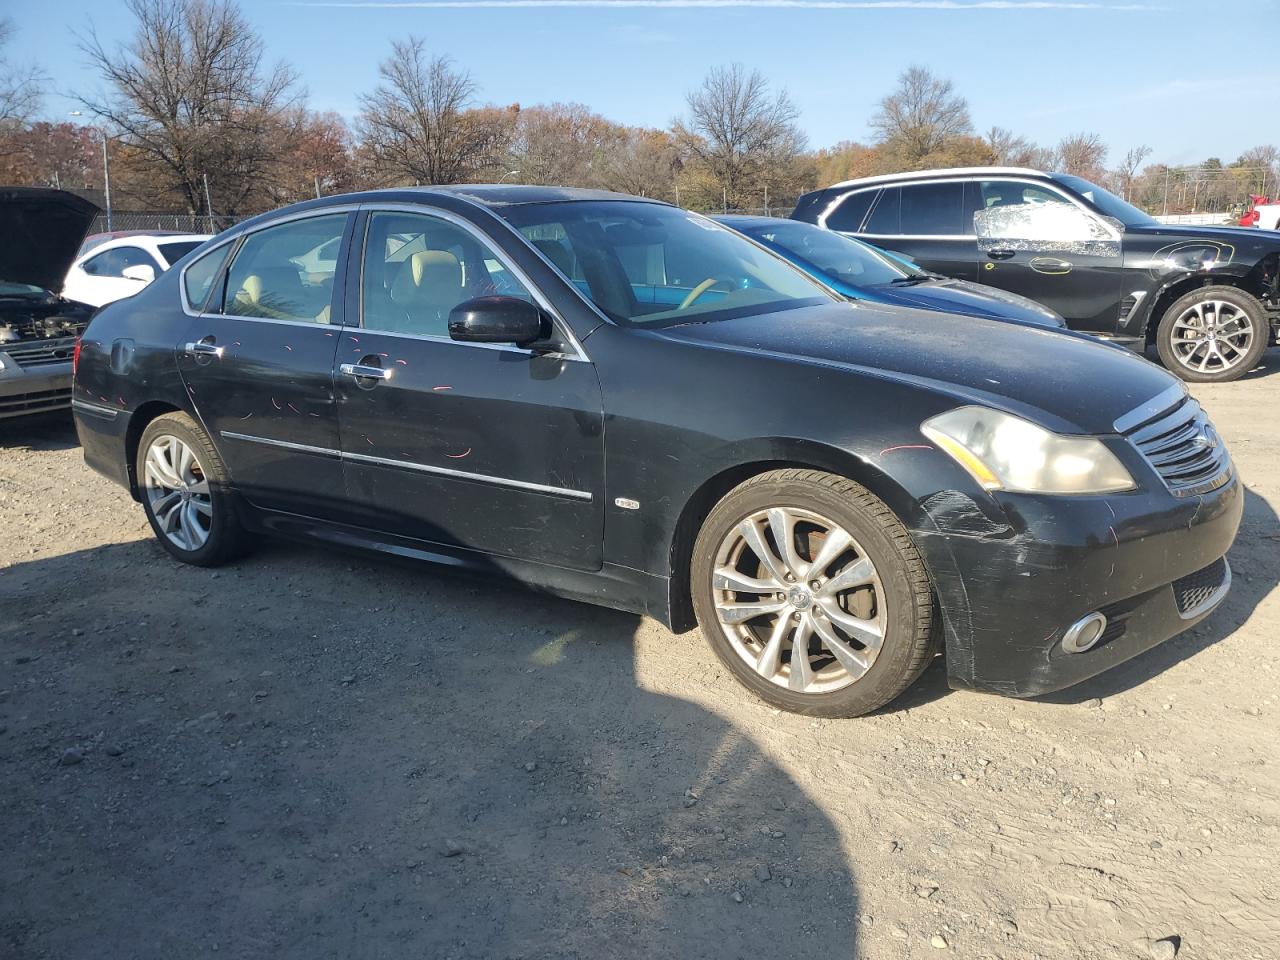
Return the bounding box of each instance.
[220,430,592,501]
[820,176,1121,243]
[179,206,359,320]
[356,202,590,363]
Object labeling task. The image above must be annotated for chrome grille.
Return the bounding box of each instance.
[1,337,77,368]
[1122,394,1232,497]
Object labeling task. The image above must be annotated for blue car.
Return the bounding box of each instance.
[714,215,1066,329]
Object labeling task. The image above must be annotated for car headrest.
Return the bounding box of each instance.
[391,250,463,303]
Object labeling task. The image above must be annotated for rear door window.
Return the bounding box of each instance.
[82,245,161,278]
[863,187,901,235]
[183,243,233,311]
[825,190,876,233]
[899,181,968,236]
[221,214,348,323]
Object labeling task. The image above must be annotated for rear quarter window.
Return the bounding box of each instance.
[826,190,877,233]
[183,243,233,312]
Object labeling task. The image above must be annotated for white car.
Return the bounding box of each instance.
[62,233,211,307]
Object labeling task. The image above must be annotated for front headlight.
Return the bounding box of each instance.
[921,406,1135,495]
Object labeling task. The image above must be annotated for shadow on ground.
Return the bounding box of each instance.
[0,537,859,959]
[0,411,79,451]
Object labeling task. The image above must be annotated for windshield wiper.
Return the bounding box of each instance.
[888,276,932,286]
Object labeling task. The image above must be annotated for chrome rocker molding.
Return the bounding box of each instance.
[219,430,593,502]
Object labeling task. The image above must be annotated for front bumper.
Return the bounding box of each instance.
[0,359,72,420]
[912,472,1243,698]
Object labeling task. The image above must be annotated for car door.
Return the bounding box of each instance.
[857,182,979,281]
[67,244,163,306]
[176,210,353,519]
[971,178,1124,331]
[333,206,605,571]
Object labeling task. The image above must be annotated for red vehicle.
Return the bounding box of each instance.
[1239,194,1280,229]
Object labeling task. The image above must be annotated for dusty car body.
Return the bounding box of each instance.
[74,187,1240,715]
[0,188,99,420]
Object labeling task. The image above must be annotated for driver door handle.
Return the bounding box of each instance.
[986,248,1016,261]
[183,341,223,358]
[340,363,391,381]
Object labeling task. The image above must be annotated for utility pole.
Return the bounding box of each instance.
[69,111,111,231]
[203,173,214,226]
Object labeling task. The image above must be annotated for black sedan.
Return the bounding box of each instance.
[73,187,1241,717]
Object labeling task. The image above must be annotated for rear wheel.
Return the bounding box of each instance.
[691,469,937,717]
[1155,286,1268,382]
[137,412,251,566]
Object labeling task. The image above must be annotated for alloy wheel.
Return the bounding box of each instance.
[711,506,886,695]
[1170,300,1255,375]
[143,434,213,551]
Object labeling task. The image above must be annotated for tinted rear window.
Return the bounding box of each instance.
[864,187,901,234]
[826,190,876,232]
[158,241,204,266]
[899,182,968,235]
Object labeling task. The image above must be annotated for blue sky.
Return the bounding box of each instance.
[13,0,1280,167]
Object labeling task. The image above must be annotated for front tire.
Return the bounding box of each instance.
[691,469,937,718]
[1155,286,1268,382]
[137,412,250,566]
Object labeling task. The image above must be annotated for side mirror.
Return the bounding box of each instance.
[121,264,156,284]
[448,296,548,347]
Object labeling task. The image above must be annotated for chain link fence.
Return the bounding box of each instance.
[88,211,254,236]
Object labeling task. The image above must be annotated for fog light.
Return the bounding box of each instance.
[1062,612,1107,654]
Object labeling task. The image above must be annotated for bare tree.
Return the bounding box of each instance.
[600,128,681,199]
[1053,132,1108,181]
[359,40,508,185]
[673,64,805,209]
[506,102,623,187]
[0,17,45,131]
[78,0,297,215]
[871,66,971,164]
[1113,144,1151,200]
[983,125,1051,167]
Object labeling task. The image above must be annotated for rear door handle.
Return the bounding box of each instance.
[183,340,223,358]
[986,248,1016,261]
[339,363,391,381]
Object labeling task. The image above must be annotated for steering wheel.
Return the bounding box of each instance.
[678,277,720,311]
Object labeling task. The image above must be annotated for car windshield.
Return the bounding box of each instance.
[738,220,925,287]
[497,201,834,328]
[0,281,48,298]
[1054,175,1157,227]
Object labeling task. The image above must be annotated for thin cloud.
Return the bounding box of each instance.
[290,1,1159,10]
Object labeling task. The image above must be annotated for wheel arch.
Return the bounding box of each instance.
[664,438,920,633]
[1142,266,1274,343]
[124,401,183,500]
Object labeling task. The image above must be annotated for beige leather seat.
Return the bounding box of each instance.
[386,250,465,336]
[232,268,309,321]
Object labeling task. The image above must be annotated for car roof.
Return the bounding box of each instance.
[824,166,1051,191]
[81,233,211,256]
[385,184,660,207]
[712,215,790,229]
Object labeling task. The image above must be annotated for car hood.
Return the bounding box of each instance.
[1125,222,1280,247]
[0,188,100,294]
[659,301,1177,435]
[863,277,1066,328]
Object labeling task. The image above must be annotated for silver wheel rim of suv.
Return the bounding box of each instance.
[1170,300,1255,375]
[712,506,886,695]
[143,434,213,551]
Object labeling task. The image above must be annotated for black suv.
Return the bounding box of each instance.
[792,167,1280,382]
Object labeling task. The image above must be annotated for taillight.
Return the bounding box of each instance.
[72,337,82,377]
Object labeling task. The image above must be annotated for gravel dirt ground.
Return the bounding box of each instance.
[2,352,1279,960]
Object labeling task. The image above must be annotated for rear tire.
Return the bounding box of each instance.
[136,412,251,566]
[691,469,938,718]
[1155,285,1268,382]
